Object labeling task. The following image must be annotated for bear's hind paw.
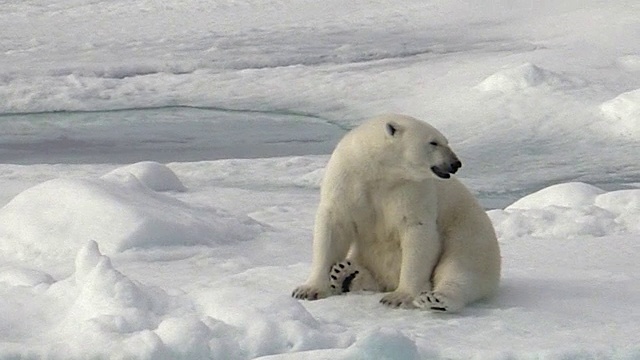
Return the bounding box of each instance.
[329,261,359,293]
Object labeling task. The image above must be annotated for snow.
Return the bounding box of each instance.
[506,182,606,209]
[600,88,640,139]
[0,168,261,274]
[490,182,639,239]
[1,0,640,359]
[102,161,187,192]
[475,63,576,92]
[2,168,639,360]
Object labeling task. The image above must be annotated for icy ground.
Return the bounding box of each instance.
[1,0,640,359]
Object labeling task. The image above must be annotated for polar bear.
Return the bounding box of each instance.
[291,114,500,312]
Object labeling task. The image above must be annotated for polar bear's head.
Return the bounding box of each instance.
[377,115,461,181]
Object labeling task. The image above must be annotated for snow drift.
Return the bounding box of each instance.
[475,63,575,92]
[489,182,640,239]
[39,240,246,359]
[0,162,262,266]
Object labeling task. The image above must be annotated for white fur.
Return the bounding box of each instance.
[292,114,500,312]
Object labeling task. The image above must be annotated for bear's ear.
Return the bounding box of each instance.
[385,121,403,137]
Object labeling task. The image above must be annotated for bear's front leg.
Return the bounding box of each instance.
[380,223,441,308]
[292,208,351,300]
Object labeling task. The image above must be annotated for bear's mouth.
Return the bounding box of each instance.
[431,166,451,179]
[431,159,462,179]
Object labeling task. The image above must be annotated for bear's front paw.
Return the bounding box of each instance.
[379,291,416,309]
[329,261,359,293]
[291,285,331,300]
[413,291,463,312]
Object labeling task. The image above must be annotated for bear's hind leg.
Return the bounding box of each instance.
[413,268,471,312]
[329,260,381,293]
[413,264,497,313]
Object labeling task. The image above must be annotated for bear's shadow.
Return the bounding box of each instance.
[477,277,615,313]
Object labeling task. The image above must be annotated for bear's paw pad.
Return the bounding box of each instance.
[380,291,416,309]
[329,261,359,293]
[414,291,462,312]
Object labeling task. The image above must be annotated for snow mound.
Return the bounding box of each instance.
[102,161,187,192]
[52,240,241,358]
[0,175,261,263]
[600,88,640,138]
[476,63,573,92]
[489,182,640,238]
[53,240,171,357]
[47,243,351,359]
[256,328,425,360]
[341,328,421,360]
[155,315,241,360]
[506,182,605,210]
[61,241,167,335]
[196,284,350,359]
[595,189,640,234]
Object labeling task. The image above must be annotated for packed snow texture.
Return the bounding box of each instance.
[1,0,640,359]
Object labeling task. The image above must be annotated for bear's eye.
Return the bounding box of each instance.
[429,141,438,146]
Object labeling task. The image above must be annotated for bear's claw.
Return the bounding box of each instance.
[413,291,463,312]
[379,291,416,309]
[291,285,330,300]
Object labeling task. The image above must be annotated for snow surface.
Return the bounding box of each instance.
[601,88,640,139]
[1,0,640,359]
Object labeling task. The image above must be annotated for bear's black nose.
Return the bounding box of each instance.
[450,160,462,173]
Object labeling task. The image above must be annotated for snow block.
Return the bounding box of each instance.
[0,176,261,263]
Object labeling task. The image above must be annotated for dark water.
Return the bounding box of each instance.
[0,107,347,165]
